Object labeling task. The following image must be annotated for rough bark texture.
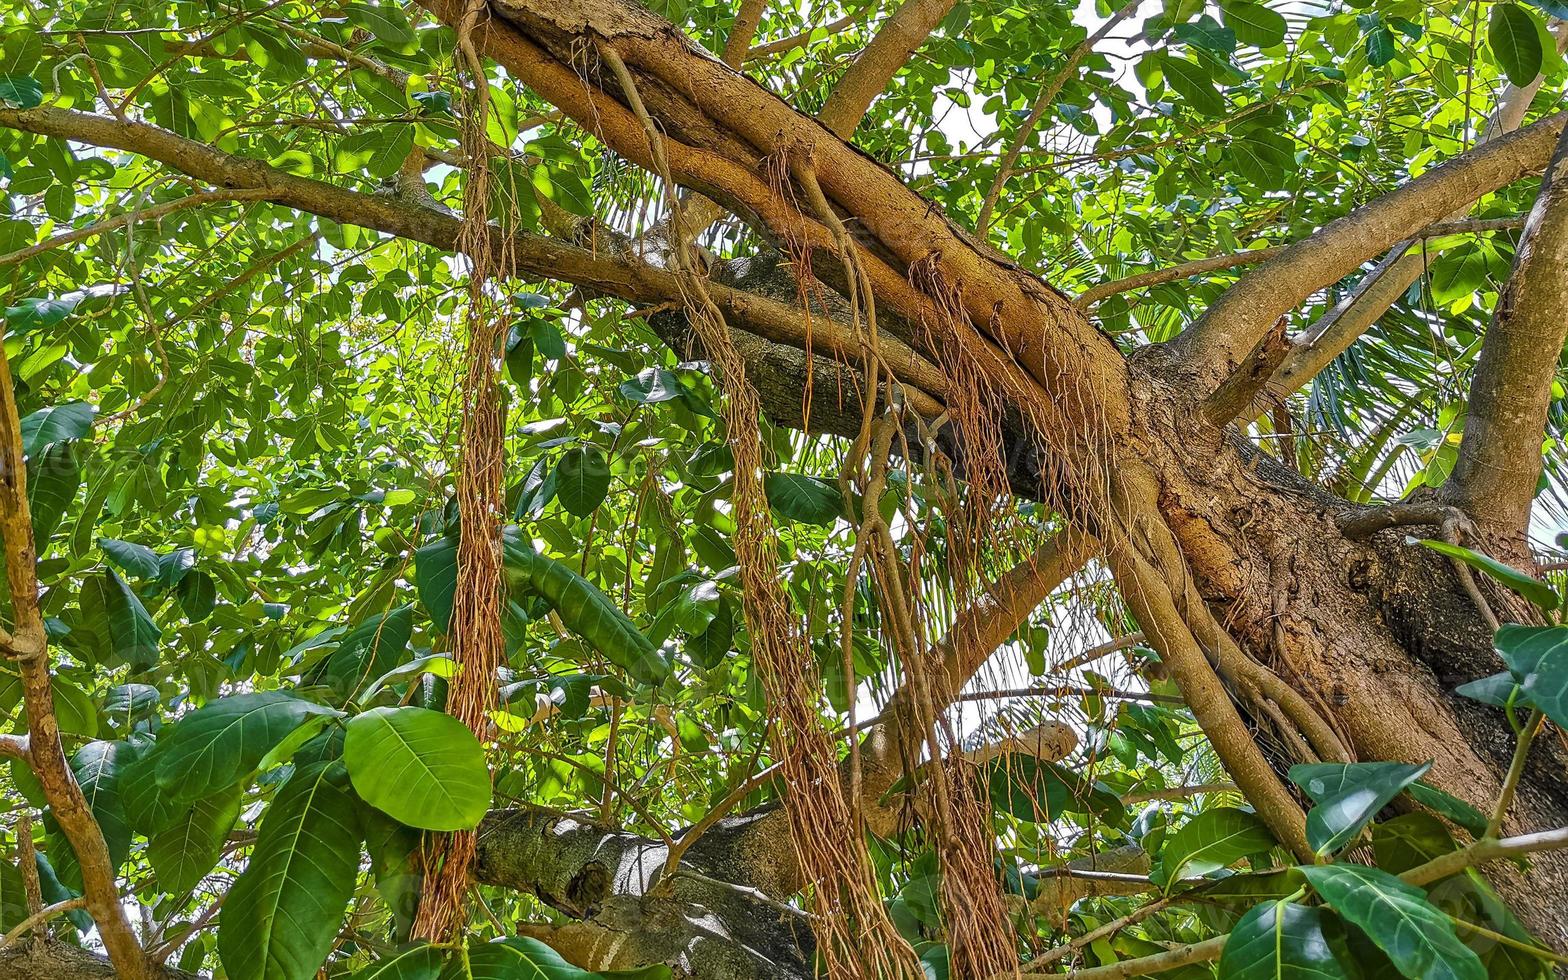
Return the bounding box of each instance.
[0,943,193,980]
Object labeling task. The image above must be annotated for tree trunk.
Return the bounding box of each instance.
[1128,373,1568,946]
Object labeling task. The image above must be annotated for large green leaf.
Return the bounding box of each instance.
[345,706,491,831]
[455,937,672,979]
[100,538,160,579]
[764,472,844,526]
[1489,3,1544,86]
[156,692,344,801]
[1493,625,1568,730]
[1301,864,1485,980]
[349,944,445,980]
[28,441,79,546]
[319,605,414,697]
[1219,0,1287,47]
[415,533,459,633]
[1217,899,1350,979]
[149,787,242,893]
[1155,807,1276,887]
[505,536,669,685]
[59,740,134,886]
[554,446,611,517]
[100,567,162,672]
[981,756,1124,823]
[1403,782,1488,840]
[19,401,94,456]
[218,761,363,980]
[0,859,26,931]
[1161,54,1226,115]
[1413,539,1560,613]
[1288,760,1431,856]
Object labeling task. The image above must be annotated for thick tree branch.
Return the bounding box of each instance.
[1168,111,1568,396]
[817,0,957,137]
[720,0,768,66]
[1075,216,1524,310]
[1442,119,1568,555]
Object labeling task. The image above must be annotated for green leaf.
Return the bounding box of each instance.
[1404,782,1489,840]
[1412,539,1560,613]
[156,692,344,802]
[1189,869,1307,932]
[1219,0,1287,48]
[1229,130,1295,190]
[343,2,415,48]
[1288,760,1432,856]
[5,295,85,333]
[764,472,844,526]
[0,73,42,108]
[344,706,491,831]
[1300,864,1485,980]
[981,756,1125,823]
[101,567,162,672]
[1156,807,1276,886]
[1162,54,1226,115]
[554,446,611,517]
[1493,625,1568,730]
[1364,22,1397,67]
[28,441,79,546]
[218,762,363,980]
[179,571,218,620]
[1455,671,1529,709]
[19,402,94,456]
[0,858,27,931]
[149,787,242,893]
[1490,3,1544,86]
[320,605,414,697]
[1217,899,1350,979]
[505,536,669,685]
[618,367,685,404]
[100,538,160,578]
[71,740,134,871]
[348,944,445,980]
[458,937,673,979]
[1370,812,1458,874]
[1427,246,1491,303]
[415,533,459,633]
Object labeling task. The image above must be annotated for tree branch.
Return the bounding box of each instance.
[0,332,146,977]
[1168,111,1568,396]
[817,0,957,137]
[745,13,858,61]
[1442,118,1568,555]
[720,0,768,66]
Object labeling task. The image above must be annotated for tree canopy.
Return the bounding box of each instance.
[4,0,1568,978]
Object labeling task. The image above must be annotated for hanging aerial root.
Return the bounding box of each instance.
[414,0,510,941]
[596,40,923,980]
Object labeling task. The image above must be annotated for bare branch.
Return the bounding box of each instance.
[1169,111,1568,396]
[818,0,957,137]
[1443,121,1568,554]
[975,0,1142,236]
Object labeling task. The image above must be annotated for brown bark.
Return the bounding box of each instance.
[1443,121,1568,555]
